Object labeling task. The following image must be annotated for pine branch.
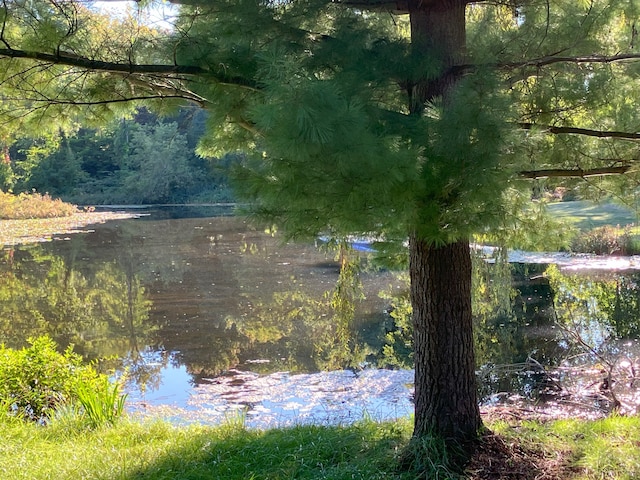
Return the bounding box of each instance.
[519,166,631,179]
[0,47,259,90]
[0,94,204,106]
[320,0,475,13]
[454,52,640,76]
[503,52,640,70]
[519,123,640,141]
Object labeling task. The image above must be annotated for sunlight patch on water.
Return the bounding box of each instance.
[479,246,640,271]
[129,368,414,428]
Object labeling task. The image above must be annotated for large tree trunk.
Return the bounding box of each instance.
[409,236,481,444]
[406,0,482,448]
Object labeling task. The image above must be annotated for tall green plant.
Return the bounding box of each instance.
[76,375,127,428]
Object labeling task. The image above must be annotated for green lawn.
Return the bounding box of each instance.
[3,414,640,479]
[548,200,639,231]
[0,416,416,480]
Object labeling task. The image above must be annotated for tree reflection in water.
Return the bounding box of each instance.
[3,210,640,422]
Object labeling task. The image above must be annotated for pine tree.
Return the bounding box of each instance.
[2,0,640,463]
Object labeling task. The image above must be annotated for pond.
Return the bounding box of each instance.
[2,206,640,425]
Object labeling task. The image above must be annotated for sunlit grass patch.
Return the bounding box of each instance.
[492,416,640,480]
[0,416,415,480]
[0,191,78,219]
[548,201,639,231]
[551,417,640,479]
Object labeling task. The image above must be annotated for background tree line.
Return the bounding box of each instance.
[0,107,236,205]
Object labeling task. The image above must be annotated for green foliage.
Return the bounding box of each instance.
[475,190,577,252]
[119,122,193,204]
[26,137,89,197]
[76,375,127,428]
[0,336,107,422]
[0,161,14,191]
[8,108,235,205]
[378,275,413,370]
[0,191,78,219]
[322,245,366,369]
[570,225,640,255]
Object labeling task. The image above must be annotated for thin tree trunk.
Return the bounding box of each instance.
[410,236,481,444]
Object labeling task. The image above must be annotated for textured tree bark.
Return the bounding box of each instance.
[409,236,482,445]
[408,0,466,112]
[406,0,483,449]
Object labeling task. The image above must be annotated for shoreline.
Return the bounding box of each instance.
[0,211,139,247]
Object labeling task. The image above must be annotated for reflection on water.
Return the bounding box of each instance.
[130,368,414,428]
[3,206,640,423]
[0,207,408,424]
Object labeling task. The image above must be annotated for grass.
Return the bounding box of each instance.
[0,416,415,480]
[3,413,640,479]
[547,200,639,231]
[490,416,640,480]
[0,191,79,219]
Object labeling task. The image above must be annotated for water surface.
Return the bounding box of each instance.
[3,206,640,423]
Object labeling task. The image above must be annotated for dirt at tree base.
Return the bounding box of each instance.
[465,431,576,480]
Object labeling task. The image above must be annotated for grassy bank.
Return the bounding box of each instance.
[548,200,638,231]
[0,416,413,480]
[2,414,640,479]
[0,191,79,219]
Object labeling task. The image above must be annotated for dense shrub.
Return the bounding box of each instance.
[570,225,640,255]
[0,191,78,219]
[0,336,126,425]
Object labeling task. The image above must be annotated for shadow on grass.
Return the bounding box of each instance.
[123,422,415,480]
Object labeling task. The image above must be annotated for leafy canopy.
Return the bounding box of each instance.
[1,0,640,242]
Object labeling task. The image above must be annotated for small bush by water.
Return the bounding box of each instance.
[0,336,126,426]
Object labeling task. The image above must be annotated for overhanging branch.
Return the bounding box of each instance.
[519,166,631,179]
[0,47,259,91]
[504,52,640,70]
[519,123,640,141]
[0,48,202,75]
[452,52,640,77]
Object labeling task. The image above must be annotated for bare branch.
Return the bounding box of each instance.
[455,52,640,76]
[503,52,640,70]
[519,166,631,179]
[519,123,640,141]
